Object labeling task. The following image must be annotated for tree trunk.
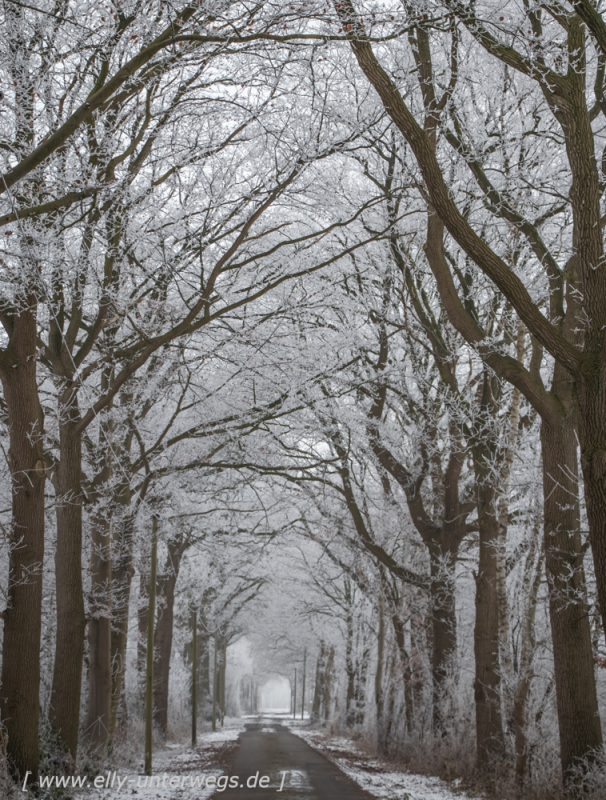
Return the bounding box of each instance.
[472,373,505,769]
[311,642,325,723]
[191,609,197,747]
[352,629,370,727]
[0,310,45,780]
[410,611,426,729]
[85,506,113,754]
[219,640,227,724]
[540,418,603,779]
[345,609,356,726]
[50,386,86,763]
[513,525,542,789]
[144,520,157,777]
[390,609,414,734]
[212,640,218,732]
[322,645,335,722]
[110,496,135,740]
[577,377,606,645]
[374,594,386,748]
[473,472,505,767]
[137,567,148,688]
[153,539,185,737]
[428,538,458,734]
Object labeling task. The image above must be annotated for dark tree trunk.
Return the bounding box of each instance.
[137,567,148,689]
[352,632,370,727]
[389,609,414,735]
[322,645,335,722]
[577,376,606,645]
[428,537,458,734]
[49,381,86,762]
[110,496,135,740]
[153,539,186,736]
[311,642,325,724]
[345,608,356,727]
[410,611,426,728]
[473,473,505,767]
[472,373,505,769]
[220,641,227,722]
[0,310,46,780]
[50,386,86,763]
[540,417,603,778]
[85,504,113,754]
[374,595,385,746]
[513,528,542,790]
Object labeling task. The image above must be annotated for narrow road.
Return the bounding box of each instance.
[214,719,374,800]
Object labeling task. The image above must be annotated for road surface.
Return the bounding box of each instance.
[214,719,374,800]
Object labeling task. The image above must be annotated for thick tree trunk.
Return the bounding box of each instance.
[473,474,505,768]
[352,632,370,727]
[540,419,603,779]
[153,540,185,737]
[577,378,606,645]
[390,610,414,734]
[472,374,505,770]
[0,311,45,779]
[410,611,426,728]
[513,526,542,789]
[50,386,86,763]
[428,539,458,734]
[85,506,112,753]
[110,498,135,740]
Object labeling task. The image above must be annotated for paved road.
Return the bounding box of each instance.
[213,720,374,800]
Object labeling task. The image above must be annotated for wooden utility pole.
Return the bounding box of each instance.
[220,643,226,726]
[191,608,197,748]
[292,668,297,719]
[144,517,158,776]
[211,637,218,732]
[301,648,307,720]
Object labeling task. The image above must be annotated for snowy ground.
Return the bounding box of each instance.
[67,719,244,800]
[293,728,484,800]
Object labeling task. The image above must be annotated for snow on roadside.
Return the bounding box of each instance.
[293,728,484,800]
[70,720,245,800]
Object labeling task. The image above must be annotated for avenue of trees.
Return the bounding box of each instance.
[0,2,605,798]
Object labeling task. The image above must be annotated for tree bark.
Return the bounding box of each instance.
[110,500,135,740]
[0,309,45,780]
[191,609,197,747]
[428,537,458,734]
[473,462,505,767]
[345,608,356,727]
[311,642,325,723]
[472,373,505,769]
[374,593,386,748]
[144,519,157,777]
[85,506,112,754]
[49,385,86,763]
[540,417,603,778]
[137,567,148,690]
[390,610,414,735]
[322,645,335,722]
[578,381,606,644]
[152,538,186,737]
[513,524,542,789]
